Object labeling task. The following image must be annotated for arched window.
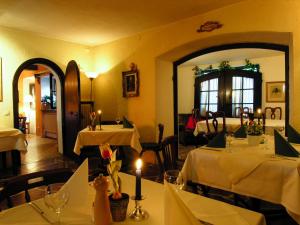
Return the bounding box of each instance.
[195,69,262,117]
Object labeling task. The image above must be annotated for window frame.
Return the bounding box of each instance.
[195,69,262,117]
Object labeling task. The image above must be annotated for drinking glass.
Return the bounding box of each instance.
[226,132,234,148]
[44,183,69,225]
[164,170,184,190]
[115,117,121,125]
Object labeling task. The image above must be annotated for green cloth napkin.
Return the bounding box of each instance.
[274,129,299,157]
[234,125,247,138]
[287,124,300,144]
[207,130,226,148]
[123,116,134,128]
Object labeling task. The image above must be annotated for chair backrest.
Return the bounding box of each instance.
[18,116,27,133]
[235,107,249,118]
[206,111,226,134]
[264,107,282,120]
[161,136,178,171]
[158,123,164,144]
[1,168,73,208]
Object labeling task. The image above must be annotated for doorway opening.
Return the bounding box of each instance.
[173,43,289,151]
[13,58,65,163]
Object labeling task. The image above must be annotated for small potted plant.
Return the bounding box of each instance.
[246,120,263,146]
[99,144,129,222]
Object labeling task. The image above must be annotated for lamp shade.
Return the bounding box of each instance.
[85,71,99,79]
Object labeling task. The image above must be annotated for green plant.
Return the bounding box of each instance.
[244,59,259,72]
[41,95,51,104]
[245,120,263,136]
[192,65,202,75]
[218,60,232,70]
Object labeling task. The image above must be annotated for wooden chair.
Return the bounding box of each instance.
[264,107,282,120]
[0,168,73,208]
[140,124,164,173]
[205,111,226,138]
[161,136,179,171]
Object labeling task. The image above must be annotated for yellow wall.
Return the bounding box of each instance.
[1,0,300,142]
[91,0,299,140]
[0,26,93,127]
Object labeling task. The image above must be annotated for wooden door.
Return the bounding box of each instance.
[64,60,81,157]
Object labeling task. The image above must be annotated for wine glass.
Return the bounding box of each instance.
[164,170,184,190]
[44,183,69,224]
[115,117,121,125]
[226,132,234,148]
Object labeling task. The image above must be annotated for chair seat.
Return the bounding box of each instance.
[141,142,161,151]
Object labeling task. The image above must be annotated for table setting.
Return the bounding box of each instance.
[181,122,300,223]
[0,141,267,225]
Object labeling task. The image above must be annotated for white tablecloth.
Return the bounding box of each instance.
[0,173,265,225]
[193,118,285,136]
[180,137,300,223]
[73,125,142,155]
[0,128,27,152]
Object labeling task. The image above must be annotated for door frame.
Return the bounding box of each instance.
[12,58,66,154]
[173,43,289,136]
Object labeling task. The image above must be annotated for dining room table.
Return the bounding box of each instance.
[73,124,142,155]
[193,118,285,136]
[0,172,266,225]
[0,128,27,170]
[180,135,300,223]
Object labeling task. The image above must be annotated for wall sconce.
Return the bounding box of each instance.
[85,72,99,101]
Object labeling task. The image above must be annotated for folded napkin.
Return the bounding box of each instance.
[234,125,247,138]
[274,129,299,157]
[287,124,300,144]
[207,130,226,148]
[164,182,202,225]
[123,116,134,128]
[61,159,89,208]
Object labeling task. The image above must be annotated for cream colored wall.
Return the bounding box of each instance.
[0,26,93,128]
[92,0,299,140]
[0,26,93,153]
[2,0,300,143]
[177,55,285,118]
[178,66,195,114]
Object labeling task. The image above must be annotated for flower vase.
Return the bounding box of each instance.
[109,193,129,222]
[247,135,262,146]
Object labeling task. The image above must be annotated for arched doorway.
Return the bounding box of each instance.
[173,43,289,136]
[12,58,65,154]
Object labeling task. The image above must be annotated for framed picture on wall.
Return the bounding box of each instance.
[0,57,2,102]
[122,69,139,97]
[266,81,285,102]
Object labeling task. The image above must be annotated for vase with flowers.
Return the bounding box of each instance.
[99,144,129,222]
[89,112,97,131]
[246,120,263,146]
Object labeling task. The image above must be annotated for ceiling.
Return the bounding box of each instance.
[0,0,244,46]
[180,48,284,67]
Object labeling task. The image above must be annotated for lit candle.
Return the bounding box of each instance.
[257,108,261,114]
[135,159,142,200]
[257,108,261,122]
[97,110,102,130]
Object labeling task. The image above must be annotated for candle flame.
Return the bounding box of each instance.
[97,110,102,115]
[257,108,261,114]
[136,159,142,169]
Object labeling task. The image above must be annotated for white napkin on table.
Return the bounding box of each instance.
[61,159,89,208]
[164,182,203,225]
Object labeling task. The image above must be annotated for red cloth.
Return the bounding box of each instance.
[185,116,197,130]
